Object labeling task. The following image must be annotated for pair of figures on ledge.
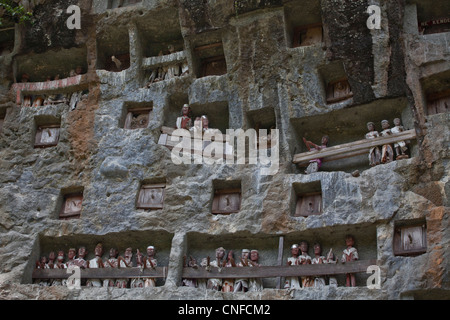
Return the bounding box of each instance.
[176,104,220,136]
[284,235,358,289]
[365,118,409,166]
[34,244,158,289]
[182,247,263,293]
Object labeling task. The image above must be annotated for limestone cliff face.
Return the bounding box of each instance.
[0,0,448,300]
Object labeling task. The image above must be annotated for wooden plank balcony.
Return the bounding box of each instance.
[293,129,416,166]
[11,74,89,105]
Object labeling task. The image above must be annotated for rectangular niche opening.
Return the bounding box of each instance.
[191,31,227,78]
[413,0,450,35]
[189,101,230,134]
[136,178,166,210]
[28,229,173,287]
[163,93,189,128]
[16,47,88,83]
[96,26,130,72]
[284,0,322,48]
[0,19,15,57]
[421,70,450,116]
[137,9,184,59]
[121,101,153,130]
[211,180,241,215]
[246,107,276,148]
[107,0,142,9]
[58,186,84,220]
[291,97,415,173]
[318,61,353,105]
[393,219,427,257]
[0,108,6,133]
[292,181,322,217]
[34,115,61,149]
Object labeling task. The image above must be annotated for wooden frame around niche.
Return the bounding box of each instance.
[326,78,353,104]
[294,192,322,217]
[34,124,61,148]
[426,89,450,116]
[59,193,83,220]
[211,188,241,215]
[124,107,153,130]
[136,183,166,210]
[393,221,427,257]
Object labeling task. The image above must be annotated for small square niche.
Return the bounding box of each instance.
[34,116,61,148]
[136,182,166,210]
[59,191,83,220]
[122,102,153,130]
[293,181,322,217]
[193,37,227,78]
[393,220,427,257]
[211,180,241,215]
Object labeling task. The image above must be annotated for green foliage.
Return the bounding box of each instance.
[0,0,33,27]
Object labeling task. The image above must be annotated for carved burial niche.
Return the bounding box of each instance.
[416,1,450,35]
[191,31,227,78]
[59,187,84,220]
[34,116,61,148]
[284,0,322,48]
[427,90,450,115]
[293,181,322,217]
[421,70,450,116]
[393,220,427,256]
[97,25,130,72]
[211,180,241,215]
[246,107,277,149]
[319,61,353,104]
[123,102,153,130]
[136,181,166,210]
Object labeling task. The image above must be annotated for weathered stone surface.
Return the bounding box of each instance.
[0,0,448,301]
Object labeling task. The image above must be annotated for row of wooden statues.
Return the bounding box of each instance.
[182,248,263,293]
[284,235,358,289]
[365,119,409,166]
[34,244,158,288]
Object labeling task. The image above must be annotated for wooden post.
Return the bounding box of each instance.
[276,236,284,289]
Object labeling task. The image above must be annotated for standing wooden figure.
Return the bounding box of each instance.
[284,244,301,290]
[341,235,358,287]
[380,120,394,163]
[302,135,329,174]
[176,104,193,130]
[365,122,381,166]
[391,118,409,160]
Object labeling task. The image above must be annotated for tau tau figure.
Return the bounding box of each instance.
[222,250,236,292]
[234,249,251,292]
[201,247,226,291]
[182,256,199,288]
[380,120,395,164]
[299,241,313,288]
[391,118,409,160]
[341,235,358,287]
[86,243,104,288]
[117,247,133,288]
[284,244,301,290]
[302,135,329,174]
[131,249,145,288]
[248,249,263,292]
[311,243,326,288]
[324,248,338,286]
[176,104,193,130]
[104,248,119,288]
[143,246,157,288]
[365,122,381,166]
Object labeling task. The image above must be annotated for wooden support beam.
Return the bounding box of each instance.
[181,259,377,279]
[32,267,168,280]
[276,236,284,289]
[293,129,416,165]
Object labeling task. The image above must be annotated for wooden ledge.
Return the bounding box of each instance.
[182,259,377,279]
[32,266,168,280]
[293,129,416,166]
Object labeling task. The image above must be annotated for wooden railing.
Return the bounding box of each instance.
[32,260,376,281]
